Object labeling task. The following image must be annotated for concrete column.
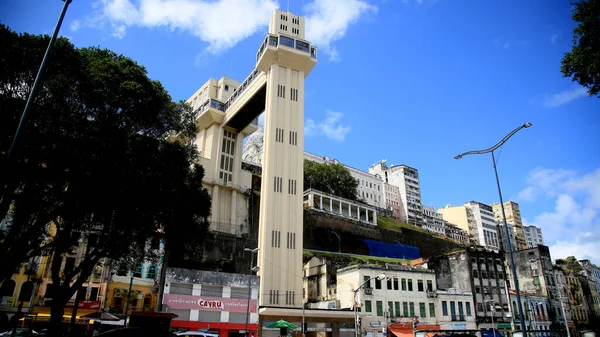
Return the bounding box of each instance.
[329,198,333,212]
[374,213,378,225]
[366,210,369,223]
[320,195,323,209]
[212,185,220,226]
[339,201,342,214]
[223,286,231,298]
[190,310,199,321]
[357,206,360,221]
[348,204,351,217]
[231,190,238,235]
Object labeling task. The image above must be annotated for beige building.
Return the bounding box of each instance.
[438,202,500,251]
[493,201,527,251]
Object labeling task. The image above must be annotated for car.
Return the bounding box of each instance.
[0,329,39,337]
[174,332,220,337]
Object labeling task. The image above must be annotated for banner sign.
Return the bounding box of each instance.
[41,300,101,310]
[163,294,257,313]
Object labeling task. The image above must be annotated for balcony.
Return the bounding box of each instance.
[193,98,226,129]
[364,288,373,295]
[256,33,317,76]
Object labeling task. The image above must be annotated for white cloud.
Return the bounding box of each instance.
[518,167,600,264]
[542,87,588,108]
[305,111,351,142]
[305,0,377,61]
[80,0,278,53]
[75,0,376,58]
[70,20,81,32]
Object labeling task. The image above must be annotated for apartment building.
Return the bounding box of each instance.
[383,182,403,220]
[493,201,527,251]
[437,202,500,251]
[421,206,446,235]
[336,264,443,337]
[428,249,512,333]
[369,160,422,225]
[523,225,545,249]
[445,224,470,246]
[497,221,516,253]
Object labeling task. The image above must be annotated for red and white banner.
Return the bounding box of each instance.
[163,294,256,313]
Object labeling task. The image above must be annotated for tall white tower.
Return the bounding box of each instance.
[256,9,317,309]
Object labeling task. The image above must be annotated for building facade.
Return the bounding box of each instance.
[421,206,446,235]
[509,291,551,331]
[427,249,512,333]
[523,225,545,249]
[438,202,500,251]
[493,201,527,251]
[444,224,470,246]
[163,268,259,337]
[369,160,422,225]
[383,183,403,220]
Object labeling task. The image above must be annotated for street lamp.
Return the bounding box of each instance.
[244,248,259,337]
[485,300,498,336]
[352,274,387,337]
[454,122,532,336]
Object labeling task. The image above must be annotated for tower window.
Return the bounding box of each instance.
[276,128,284,143]
[224,85,229,91]
[277,84,286,98]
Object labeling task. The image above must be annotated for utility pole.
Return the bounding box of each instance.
[244,248,259,337]
[123,276,134,327]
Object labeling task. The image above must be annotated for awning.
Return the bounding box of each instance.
[388,326,413,337]
[481,330,503,337]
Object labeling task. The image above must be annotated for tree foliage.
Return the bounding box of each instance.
[303,159,359,201]
[556,256,582,274]
[0,25,210,336]
[560,0,600,97]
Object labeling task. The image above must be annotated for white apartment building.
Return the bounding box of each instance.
[369,160,422,225]
[438,202,500,251]
[524,225,545,248]
[421,206,446,235]
[336,264,475,336]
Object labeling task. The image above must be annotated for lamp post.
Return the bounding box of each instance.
[485,300,497,336]
[352,274,386,337]
[244,248,259,337]
[454,122,531,336]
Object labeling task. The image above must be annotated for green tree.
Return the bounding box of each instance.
[0,26,210,336]
[304,159,359,200]
[556,256,582,274]
[560,0,600,97]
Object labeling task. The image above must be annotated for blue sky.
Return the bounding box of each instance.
[2,0,599,263]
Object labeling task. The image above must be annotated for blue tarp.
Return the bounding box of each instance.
[362,239,420,260]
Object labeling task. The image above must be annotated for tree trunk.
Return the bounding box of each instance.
[49,298,66,337]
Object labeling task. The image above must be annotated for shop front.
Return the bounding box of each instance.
[165,293,258,337]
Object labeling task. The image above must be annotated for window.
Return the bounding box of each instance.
[403,302,409,317]
[409,302,415,317]
[364,276,371,289]
[426,280,433,292]
[395,302,401,317]
[442,301,448,316]
[277,84,286,98]
[419,303,426,317]
[388,301,393,317]
[450,301,456,318]
[290,88,299,101]
[466,302,472,316]
[376,301,383,316]
[273,176,282,192]
[429,303,435,317]
[287,232,296,249]
[472,270,479,278]
[271,230,281,248]
[417,280,424,292]
[475,286,480,293]
[133,264,143,278]
[458,302,464,319]
[393,278,399,290]
[224,85,229,91]
[275,128,284,142]
[147,265,158,279]
[408,279,413,291]
[387,278,392,290]
[401,278,407,291]
[375,278,382,289]
[365,300,372,312]
[288,179,297,195]
[289,131,298,145]
[280,35,294,48]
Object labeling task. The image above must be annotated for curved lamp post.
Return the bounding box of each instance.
[353,274,387,337]
[454,122,532,336]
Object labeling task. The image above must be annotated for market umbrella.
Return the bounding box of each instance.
[266,320,297,330]
[79,312,121,321]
